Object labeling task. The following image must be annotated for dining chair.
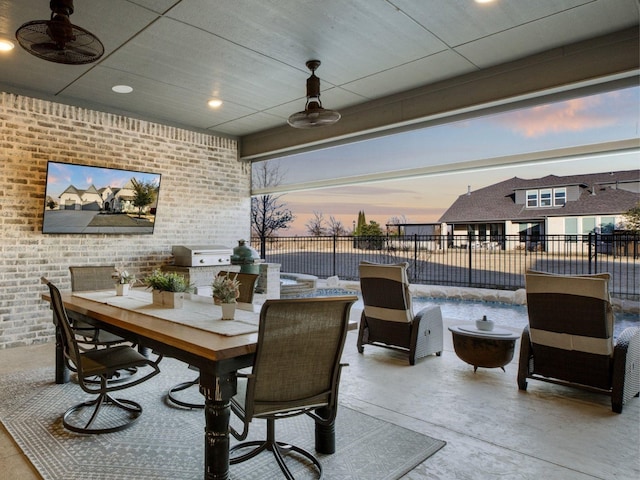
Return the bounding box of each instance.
[358,261,443,365]
[518,270,640,413]
[42,277,162,433]
[229,296,356,479]
[68,265,129,347]
[166,271,260,409]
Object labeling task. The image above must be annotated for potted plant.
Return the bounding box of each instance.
[144,270,193,308]
[212,273,241,320]
[112,268,136,296]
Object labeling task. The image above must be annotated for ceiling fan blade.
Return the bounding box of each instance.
[65,43,99,57]
[30,42,63,53]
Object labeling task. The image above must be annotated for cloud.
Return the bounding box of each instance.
[496,96,617,138]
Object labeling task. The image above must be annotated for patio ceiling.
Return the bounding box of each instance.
[0,1,637,161]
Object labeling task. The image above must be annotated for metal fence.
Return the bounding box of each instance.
[251,233,640,300]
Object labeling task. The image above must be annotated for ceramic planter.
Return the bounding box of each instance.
[221,302,236,320]
[115,283,130,296]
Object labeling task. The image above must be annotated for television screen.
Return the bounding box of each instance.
[43,161,162,234]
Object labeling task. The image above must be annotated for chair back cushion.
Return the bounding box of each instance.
[69,265,116,292]
[525,270,614,388]
[247,296,356,418]
[359,262,412,323]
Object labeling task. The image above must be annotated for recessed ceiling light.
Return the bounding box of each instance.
[112,85,133,94]
[475,0,495,3]
[208,99,223,108]
[0,39,15,52]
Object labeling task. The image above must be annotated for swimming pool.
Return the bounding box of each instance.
[288,288,639,339]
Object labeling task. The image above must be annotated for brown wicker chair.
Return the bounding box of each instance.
[167,271,260,409]
[357,261,443,365]
[229,296,356,479]
[518,270,640,413]
[42,277,161,433]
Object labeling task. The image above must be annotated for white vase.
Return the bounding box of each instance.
[115,283,130,296]
[221,302,236,320]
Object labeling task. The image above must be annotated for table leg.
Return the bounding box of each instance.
[200,372,237,480]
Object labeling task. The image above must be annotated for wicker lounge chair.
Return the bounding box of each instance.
[518,270,640,413]
[357,261,443,365]
[229,296,356,479]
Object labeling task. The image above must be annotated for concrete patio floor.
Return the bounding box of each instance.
[1,304,638,479]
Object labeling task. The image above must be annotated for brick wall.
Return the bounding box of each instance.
[0,92,250,349]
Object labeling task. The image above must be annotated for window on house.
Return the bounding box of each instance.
[554,188,566,206]
[526,190,538,208]
[582,217,596,234]
[540,189,552,207]
[565,217,578,242]
[600,216,616,234]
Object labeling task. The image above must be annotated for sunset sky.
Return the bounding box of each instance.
[257,86,639,235]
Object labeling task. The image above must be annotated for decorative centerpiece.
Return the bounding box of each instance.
[476,315,495,331]
[143,270,194,308]
[112,268,136,296]
[212,273,241,320]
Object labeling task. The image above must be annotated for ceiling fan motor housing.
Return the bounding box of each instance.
[50,0,74,16]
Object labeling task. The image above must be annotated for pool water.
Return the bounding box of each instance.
[299,288,639,339]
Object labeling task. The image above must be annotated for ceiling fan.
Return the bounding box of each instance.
[288,60,341,129]
[15,0,104,65]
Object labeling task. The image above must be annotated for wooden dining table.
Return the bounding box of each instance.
[41,289,340,480]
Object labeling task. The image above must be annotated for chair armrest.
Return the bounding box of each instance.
[611,326,640,412]
[517,326,532,390]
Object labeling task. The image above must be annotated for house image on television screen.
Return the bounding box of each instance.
[43,162,162,235]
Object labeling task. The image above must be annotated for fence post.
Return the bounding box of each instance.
[593,232,598,274]
[468,232,473,286]
[413,234,418,282]
[333,235,337,276]
[587,232,593,275]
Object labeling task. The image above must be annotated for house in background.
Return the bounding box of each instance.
[55,178,146,214]
[438,170,640,251]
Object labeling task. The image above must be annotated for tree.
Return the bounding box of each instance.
[328,216,347,236]
[355,210,366,236]
[251,161,294,258]
[306,211,326,236]
[360,220,384,237]
[131,178,158,218]
[387,214,410,235]
[622,202,640,232]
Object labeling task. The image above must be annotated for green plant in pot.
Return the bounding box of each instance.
[212,273,241,320]
[144,270,193,308]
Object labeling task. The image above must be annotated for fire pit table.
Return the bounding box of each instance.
[448,325,519,372]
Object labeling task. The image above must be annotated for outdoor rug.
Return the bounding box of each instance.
[0,358,445,480]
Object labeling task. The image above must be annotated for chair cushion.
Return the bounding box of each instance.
[525,271,614,356]
[359,262,412,323]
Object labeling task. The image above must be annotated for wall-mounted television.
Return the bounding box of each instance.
[43,161,162,235]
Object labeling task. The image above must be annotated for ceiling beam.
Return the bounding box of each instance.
[240,27,639,161]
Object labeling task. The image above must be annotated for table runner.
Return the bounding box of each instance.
[72,289,259,336]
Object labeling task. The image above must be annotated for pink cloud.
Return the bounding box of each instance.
[497,97,617,138]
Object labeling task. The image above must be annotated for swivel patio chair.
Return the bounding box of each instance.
[42,277,162,433]
[229,296,356,479]
[68,265,130,347]
[518,270,640,413]
[167,271,260,409]
[357,261,443,365]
